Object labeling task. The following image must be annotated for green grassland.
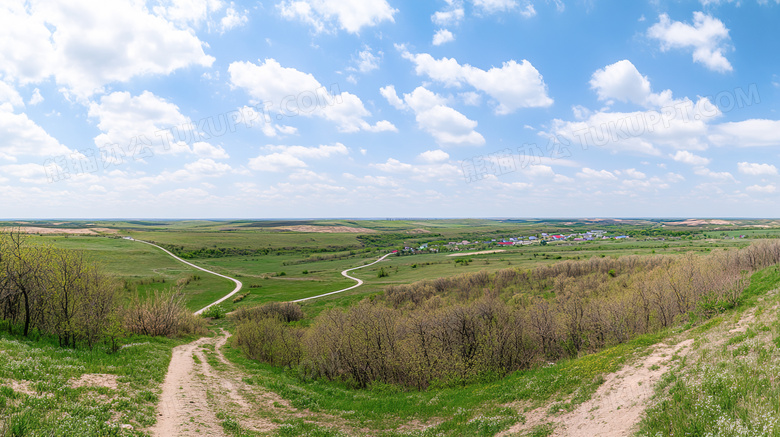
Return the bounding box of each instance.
[17,220,759,316]
[27,236,235,311]
[0,329,193,436]
[4,218,780,436]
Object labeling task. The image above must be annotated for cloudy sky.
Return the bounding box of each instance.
[1,0,779,218]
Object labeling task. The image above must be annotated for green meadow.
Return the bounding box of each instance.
[3,218,780,436]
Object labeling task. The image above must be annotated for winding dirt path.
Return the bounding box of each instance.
[150,330,277,437]
[292,252,392,303]
[141,247,391,435]
[134,237,389,309]
[133,239,243,315]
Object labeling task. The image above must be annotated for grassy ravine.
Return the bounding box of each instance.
[218,322,667,436]
[216,265,780,437]
[638,266,780,437]
[0,330,189,436]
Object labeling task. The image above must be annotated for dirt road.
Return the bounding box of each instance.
[133,239,243,315]
[150,330,276,437]
[291,252,392,303]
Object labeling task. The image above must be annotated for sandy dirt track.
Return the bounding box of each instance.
[501,339,694,437]
[150,330,276,437]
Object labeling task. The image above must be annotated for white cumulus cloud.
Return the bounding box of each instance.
[0,107,72,160]
[710,119,780,147]
[672,150,711,166]
[401,50,553,114]
[738,162,777,175]
[433,29,455,46]
[590,60,655,106]
[0,0,215,99]
[229,58,395,133]
[472,0,518,13]
[647,12,733,73]
[746,184,776,194]
[418,149,450,163]
[382,86,485,146]
[277,0,397,34]
[577,167,618,180]
[248,143,348,172]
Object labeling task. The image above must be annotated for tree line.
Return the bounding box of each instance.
[234,241,780,390]
[155,242,362,260]
[0,230,204,349]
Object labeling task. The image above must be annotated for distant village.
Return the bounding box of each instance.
[394,230,631,254]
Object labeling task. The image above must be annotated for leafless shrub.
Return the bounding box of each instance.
[123,287,206,337]
[230,301,304,323]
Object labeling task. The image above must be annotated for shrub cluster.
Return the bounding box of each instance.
[231,301,304,323]
[235,242,780,389]
[232,302,305,367]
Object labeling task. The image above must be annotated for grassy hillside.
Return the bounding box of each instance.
[3,219,780,436]
[212,264,780,436]
[0,330,190,436]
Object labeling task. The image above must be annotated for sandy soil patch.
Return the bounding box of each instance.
[728,308,757,334]
[273,225,376,233]
[708,220,733,225]
[550,340,693,437]
[664,219,708,226]
[503,339,694,437]
[447,250,506,257]
[4,380,48,397]
[406,228,431,234]
[2,227,118,235]
[70,373,119,390]
[0,380,54,399]
[663,219,734,226]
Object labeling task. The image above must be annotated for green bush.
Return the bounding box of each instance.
[234,317,303,367]
[202,304,226,319]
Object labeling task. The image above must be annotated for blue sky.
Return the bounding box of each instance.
[1,0,780,218]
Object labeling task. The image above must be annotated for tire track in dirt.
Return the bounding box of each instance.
[550,339,693,437]
[501,339,694,437]
[149,330,276,437]
[150,336,225,437]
